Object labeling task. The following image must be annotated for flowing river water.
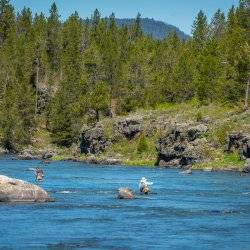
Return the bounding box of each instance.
[0,156,250,250]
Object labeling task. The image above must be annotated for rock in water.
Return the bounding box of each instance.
[117,188,134,199]
[0,175,52,202]
[180,169,192,174]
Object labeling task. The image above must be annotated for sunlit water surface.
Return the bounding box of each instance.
[0,156,250,250]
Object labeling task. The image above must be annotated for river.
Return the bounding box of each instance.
[0,156,250,249]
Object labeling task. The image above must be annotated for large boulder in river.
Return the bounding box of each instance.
[156,124,208,168]
[225,132,250,160]
[117,187,134,199]
[0,175,52,202]
[80,126,110,154]
[114,117,142,139]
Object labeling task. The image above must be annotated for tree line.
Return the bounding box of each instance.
[0,0,249,150]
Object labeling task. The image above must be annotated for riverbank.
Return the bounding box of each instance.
[3,102,249,171]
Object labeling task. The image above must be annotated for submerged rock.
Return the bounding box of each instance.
[117,187,134,199]
[0,175,52,202]
[179,169,192,174]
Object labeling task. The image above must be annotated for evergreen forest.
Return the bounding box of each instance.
[0,0,249,151]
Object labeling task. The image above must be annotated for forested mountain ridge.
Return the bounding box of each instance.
[0,0,249,154]
[115,18,189,40]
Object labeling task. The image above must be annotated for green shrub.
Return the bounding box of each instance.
[196,111,203,122]
[137,134,148,154]
[212,122,234,145]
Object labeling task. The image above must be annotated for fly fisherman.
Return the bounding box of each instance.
[139,177,153,194]
[35,168,44,181]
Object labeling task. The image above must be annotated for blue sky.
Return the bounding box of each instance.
[10,0,238,34]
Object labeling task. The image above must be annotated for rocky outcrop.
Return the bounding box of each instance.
[18,151,40,160]
[225,132,250,160]
[117,187,134,199]
[80,126,110,154]
[18,149,56,160]
[242,159,250,173]
[0,175,52,202]
[156,124,208,168]
[114,117,142,139]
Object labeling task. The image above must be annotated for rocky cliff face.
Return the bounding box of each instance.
[80,117,142,155]
[156,124,208,168]
[225,132,250,173]
[225,132,250,160]
[113,117,142,139]
[75,107,249,170]
[80,126,110,154]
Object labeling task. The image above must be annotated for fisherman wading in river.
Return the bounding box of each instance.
[139,177,153,194]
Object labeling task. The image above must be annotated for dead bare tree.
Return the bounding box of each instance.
[244,74,250,110]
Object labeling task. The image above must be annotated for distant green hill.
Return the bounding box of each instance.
[116,18,189,40]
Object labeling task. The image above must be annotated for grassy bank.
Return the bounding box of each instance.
[29,101,249,170]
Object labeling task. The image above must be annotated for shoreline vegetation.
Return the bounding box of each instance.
[0,1,249,172]
[1,102,248,172]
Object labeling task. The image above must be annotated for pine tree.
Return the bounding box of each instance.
[0,0,15,45]
[192,10,209,50]
[46,2,61,71]
[194,39,221,102]
[131,13,143,40]
[209,9,225,39]
[50,13,85,146]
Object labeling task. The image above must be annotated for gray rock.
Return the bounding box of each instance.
[0,175,53,202]
[203,167,213,172]
[179,169,192,174]
[86,155,121,165]
[225,132,250,159]
[187,124,208,142]
[42,151,54,160]
[80,126,110,154]
[0,147,8,155]
[100,157,121,165]
[156,125,207,168]
[117,187,134,199]
[242,159,250,173]
[114,117,142,139]
[158,159,180,168]
[18,152,39,160]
